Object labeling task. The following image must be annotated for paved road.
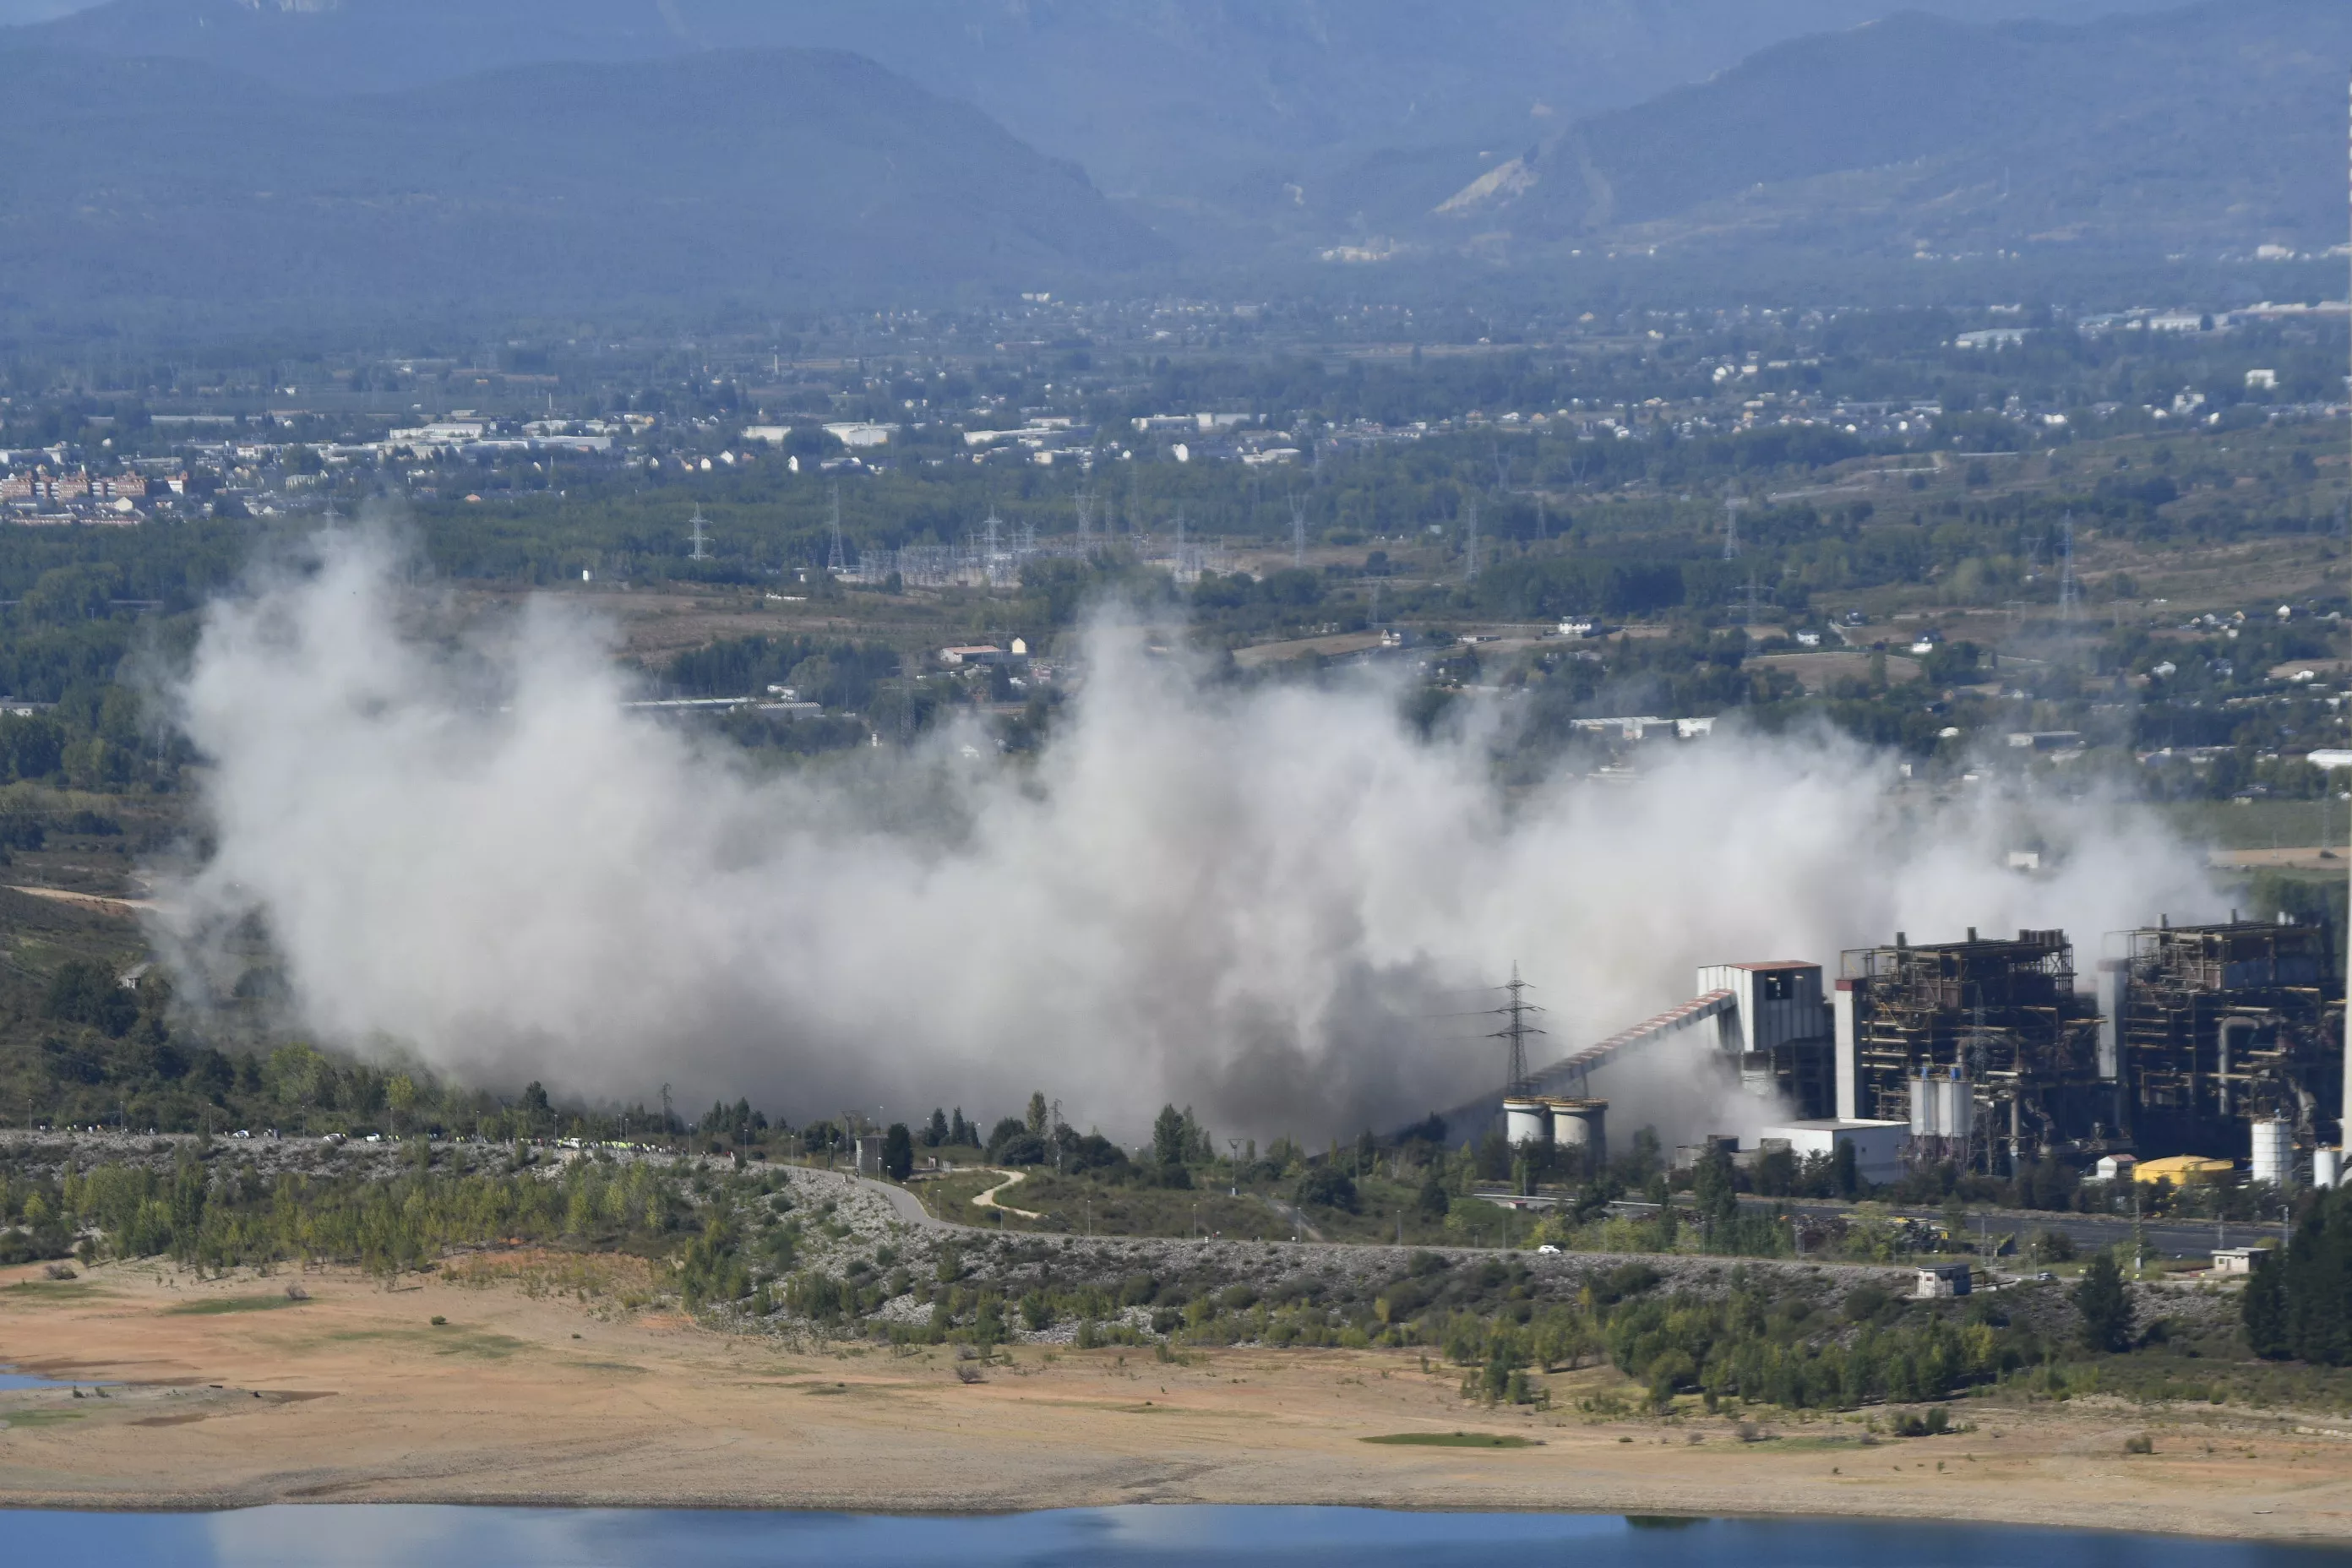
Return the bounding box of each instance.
[1746,1195,2286,1260]
[777,1164,965,1232]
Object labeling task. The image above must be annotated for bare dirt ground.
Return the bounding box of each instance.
[2,1259,2347,1539]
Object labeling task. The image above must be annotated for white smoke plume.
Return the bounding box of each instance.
[147,528,2223,1146]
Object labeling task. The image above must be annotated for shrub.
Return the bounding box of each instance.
[1589,1262,1659,1305]
[1843,1284,1893,1322]
[2028,1228,2077,1263]
[1295,1166,1359,1213]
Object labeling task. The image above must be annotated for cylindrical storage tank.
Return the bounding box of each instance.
[1503,1097,1551,1146]
[2251,1118,2295,1190]
[1941,1075,1974,1141]
[1548,1099,1607,1167]
[2315,1146,2341,1191]
[1909,1073,1935,1136]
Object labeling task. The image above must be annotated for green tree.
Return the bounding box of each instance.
[385,1074,417,1135]
[2073,1251,2132,1353]
[1295,1165,1358,1213]
[2257,1189,2352,1364]
[1693,1143,1739,1246]
[1416,1164,1451,1220]
[2245,1246,2288,1358]
[1152,1103,1186,1168]
[43,959,135,1038]
[882,1122,913,1181]
[1026,1091,1048,1137]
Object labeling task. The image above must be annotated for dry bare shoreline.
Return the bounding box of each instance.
[0,1258,2347,1543]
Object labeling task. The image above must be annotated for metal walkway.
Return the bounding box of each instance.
[1524,988,1734,1095]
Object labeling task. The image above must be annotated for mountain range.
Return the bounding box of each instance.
[0,43,1159,324]
[1398,0,2348,264]
[0,0,2336,324]
[7,0,2204,224]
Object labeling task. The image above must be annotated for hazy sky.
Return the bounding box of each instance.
[0,0,97,20]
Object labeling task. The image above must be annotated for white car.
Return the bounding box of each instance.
[1537,1244,1561,1255]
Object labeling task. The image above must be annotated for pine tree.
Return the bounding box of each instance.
[2073,1251,2132,1353]
[2281,1189,2352,1365]
[2244,1247,2288,1358]
[1152,1103,1186,1168]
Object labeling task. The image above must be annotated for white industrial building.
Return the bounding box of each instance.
[1759,1119,1908,1185]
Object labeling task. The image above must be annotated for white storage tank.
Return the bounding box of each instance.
[1503,1097,1551,1146]
[2316,1146,2341,1190]
[1938,1074,1974,1140]
[1908,1072,1936,1136]
[2250,1118,2295,1190]
[1545,1098,1608,1166]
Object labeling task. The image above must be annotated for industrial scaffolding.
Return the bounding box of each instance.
[2104,918,2343,1157]
[1839,928,2107,1171]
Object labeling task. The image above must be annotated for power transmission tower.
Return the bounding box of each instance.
[687,506,711,562]
[826,483,847,576]
[1462,493,1480,583]
[1075,482,1094,547]
[1288,492,1308,568]
[1489,962,1547,1095]
[1723,496,1744,561]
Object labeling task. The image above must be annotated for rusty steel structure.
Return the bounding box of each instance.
[2099,918,2344,1159]
[1835,928,2107,1172]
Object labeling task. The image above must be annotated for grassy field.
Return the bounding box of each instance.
[161,1294,308,1316]
[917,1169,1297,1240]
[2158,799,2347,852]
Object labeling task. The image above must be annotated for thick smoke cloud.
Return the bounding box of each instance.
[150,529,2220,1145]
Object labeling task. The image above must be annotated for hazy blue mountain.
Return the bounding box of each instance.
[10,0,2199,218]
[0,46,1159,326]
[1406,0,2348,259]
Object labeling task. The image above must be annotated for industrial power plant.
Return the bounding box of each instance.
[1456,916,2348,1191]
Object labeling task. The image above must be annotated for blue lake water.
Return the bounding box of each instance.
[1,1507,2343,1567]
[0,1364,84,1391]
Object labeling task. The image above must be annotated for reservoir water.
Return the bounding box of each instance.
[2,1506,2344,1567]
[0,1364,87,1391]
